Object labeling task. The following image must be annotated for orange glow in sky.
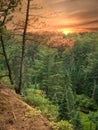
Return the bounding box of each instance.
[58,29,74,35]
[40,0,98,33]
[7,0,98,33]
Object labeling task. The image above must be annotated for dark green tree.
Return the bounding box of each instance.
[59,92,69,120]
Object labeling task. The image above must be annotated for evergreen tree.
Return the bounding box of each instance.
[59,92,69,120]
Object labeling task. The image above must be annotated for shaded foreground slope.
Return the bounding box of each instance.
[0,83,52,130]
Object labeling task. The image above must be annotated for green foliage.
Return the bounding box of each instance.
[32,45,65,103]
[0,77,15,89]
[71,111,83,130]
[81,112,96,130]
[25,108,42,122]
[59,93,69,120]
[64,33,98,99]
[51,120,73,130]
[76,95,97,112]
[1,30,98,129]
[23,88,59,121]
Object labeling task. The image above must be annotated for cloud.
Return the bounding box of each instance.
[44,0,98,32]
[68,8,98,20]
[12,0,98,33]
[84,27,98,31]
[50,0,65,4]
[50,19,98,32]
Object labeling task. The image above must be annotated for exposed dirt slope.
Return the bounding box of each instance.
[0,83,52,130]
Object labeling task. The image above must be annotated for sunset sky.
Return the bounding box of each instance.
[33,0,98,33]
[12,0,98,34]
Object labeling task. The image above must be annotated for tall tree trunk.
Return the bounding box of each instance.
[16,0,30,94]
[0,35,14,84]
[0,2,14,85]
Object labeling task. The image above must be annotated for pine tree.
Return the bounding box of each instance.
[59,92,69,120]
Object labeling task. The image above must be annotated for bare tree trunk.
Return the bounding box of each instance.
[0,35,14,84]
[0,2,14,85]
[16,0,31,94]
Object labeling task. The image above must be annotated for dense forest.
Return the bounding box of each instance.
[0,0,98,130]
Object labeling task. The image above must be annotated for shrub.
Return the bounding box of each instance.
[81,112,96,130]
[76,95,97,113]
[51,120,73,130]
[23,88,59,121]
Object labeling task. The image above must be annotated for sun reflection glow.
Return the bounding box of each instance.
[58,29,73,35]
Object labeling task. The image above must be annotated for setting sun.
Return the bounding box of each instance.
[58,29,73,35]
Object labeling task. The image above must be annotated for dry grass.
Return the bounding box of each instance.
[0,83,52,130]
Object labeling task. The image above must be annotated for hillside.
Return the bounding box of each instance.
[0,83,52,130]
